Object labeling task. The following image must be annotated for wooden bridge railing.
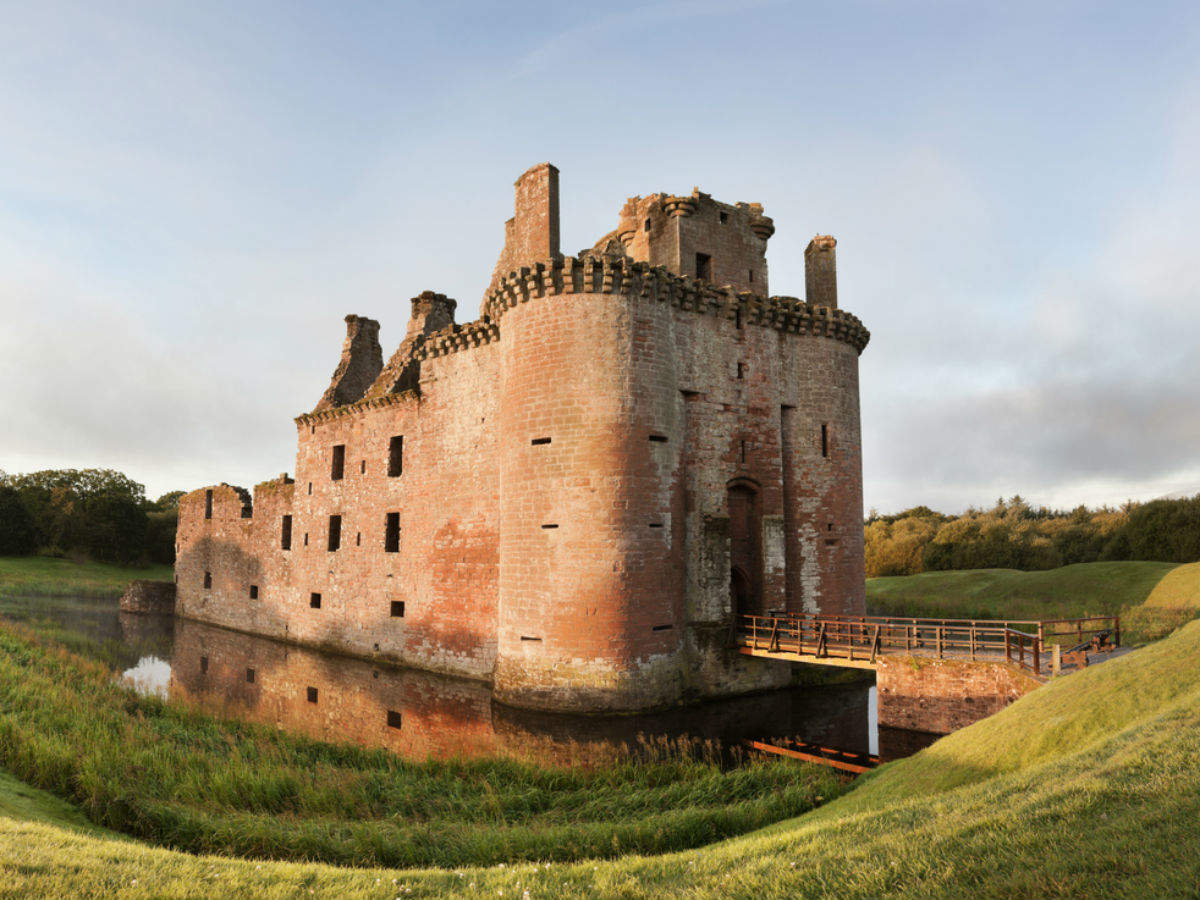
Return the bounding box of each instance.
[735,612,1120,676]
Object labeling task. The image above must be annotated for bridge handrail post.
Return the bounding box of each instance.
[1115,615,1121,648]
[1033,635,1040,674]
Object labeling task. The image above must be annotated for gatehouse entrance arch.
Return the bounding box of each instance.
[727,479,763,617]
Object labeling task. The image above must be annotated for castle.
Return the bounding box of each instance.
[176,163,870,713]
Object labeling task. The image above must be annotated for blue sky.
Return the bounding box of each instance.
[1,0,1198,512]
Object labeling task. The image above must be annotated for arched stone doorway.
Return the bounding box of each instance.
[727,479,762,618]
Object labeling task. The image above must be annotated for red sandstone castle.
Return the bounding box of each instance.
[176,163,870,712]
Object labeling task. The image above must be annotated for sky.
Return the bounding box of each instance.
[1,0,1198,514]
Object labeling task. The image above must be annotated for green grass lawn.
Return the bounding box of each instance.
[4,620,1200,897]
[0,556,172,599]
[866,560,1179,621]
[0,621,846,871]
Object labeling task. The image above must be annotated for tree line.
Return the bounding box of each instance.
[865,495,1200,578]
[0,469,180,565]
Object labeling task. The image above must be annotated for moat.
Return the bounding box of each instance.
[1,595,936,766]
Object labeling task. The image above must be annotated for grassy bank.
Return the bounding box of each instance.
[0,621,845,870]
[866,560,1178,621]
[4,621,1200,897]
[0,556,172,599]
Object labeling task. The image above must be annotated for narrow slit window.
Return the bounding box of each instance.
[200,656,208,674]
[541,523,558,530]
[749,270,754,283]
[303,532,309,547]
[649,434,668,443]
[652,623,673,631]
[649,523,663,529]
[281,515,292,550]
[385,512,401,552]
[520,635,542,642]
[310,592,322,609]
[204,489,213,520]
[331,444,345,480]
[307,482,312,495]
[249,584,259,600]
[327,514,342,552]
[388,435,403,477]
[203,571,212,589]
[735,308,743,329]
[644,217,651,232]
[695,252,712,281]
[531,437,552,445]
[387,710,402,729]
[360,459,366,474]
[390,600,405,618]
[737,362,745,380]
[246,667,255,683]
[356,532,361,546]
[821,423,830,458]
[740,440,747,463]
[306,686,318,704]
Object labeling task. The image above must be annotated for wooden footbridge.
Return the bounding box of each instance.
[736,612,1120,676]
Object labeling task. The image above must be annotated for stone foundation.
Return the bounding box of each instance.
[875,656,1043,734]
[119,580,177,615]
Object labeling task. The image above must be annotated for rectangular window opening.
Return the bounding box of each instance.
[330,444,345,480]
[356,532,361,546]
[649,523,664,529]
[306,686,318,704]
[821,423,830,459]
[249,584,259,600]
[360,459,366,474]
[310,592,322,609]
[740,440,747,463]
[246,667,255,683]
[303,532,309,547]
[644,217,651,232]
[749,270,754,283]
[737,362,745,380]
[388,435,404,477]
[204,489,213,520]
[531,437,552,445]
[390,600,405,618]
[307,482,312,495]
[649,434,668,443]
[385,512,401,552]
[281,515,292,550]
[652,624,674,631]
[327,514,342,552]
[735,308,743,329]
[203,571,212,589]
[387,710,402,729]
[200,655,208,674]
[520,635,542,642]
[541,523,559,530]
[719,211,728,224]
[695,252,712,281]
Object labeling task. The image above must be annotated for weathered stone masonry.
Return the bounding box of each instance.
[176,163,871,712]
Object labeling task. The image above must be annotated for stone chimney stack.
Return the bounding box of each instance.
[406,290,457,338]
[313,314,383,412]
[804,235,837,308]
[489,162,560,293]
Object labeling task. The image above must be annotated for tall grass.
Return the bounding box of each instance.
[0,555,172,599]
[0,621,847,868]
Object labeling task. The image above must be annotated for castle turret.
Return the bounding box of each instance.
[805,235,837,308]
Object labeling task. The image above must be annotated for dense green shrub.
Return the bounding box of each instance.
[0,487,37,556]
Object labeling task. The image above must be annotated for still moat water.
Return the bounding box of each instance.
[2,595,936,765]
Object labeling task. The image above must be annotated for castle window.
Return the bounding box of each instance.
[249,584,259,600]
[737,362,745,380]
[204,489,213,519]
[307,483,312,495]
[541,523,558,530]
[310,592,322,609]
[649,434,668,443]
[741,440,747,463]
[356,532,361,546]
[303,532,309,547]
[695,252,712,281]
[200,655,208,674]
[306,686,318,704]
[719,211,728,224]
[328,515,342,551]
[391,600,405,618]
[203,571,212,589]
[652,623,674,631]
[385,512,401,553]
[520,635,542,642]
[644,218,651,232]
[387,710,402,729]
[388,436,403,477]
[360,459,366,474]
[331,445,345,481]
[649,523,663,529]
[281,515,293,550]
[821,423,830,458]
[735,308,743,329]
[531,437,552,445]
[246,667,255,683]
[749,270,754,283]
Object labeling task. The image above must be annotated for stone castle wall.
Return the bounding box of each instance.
[175,165,870,713]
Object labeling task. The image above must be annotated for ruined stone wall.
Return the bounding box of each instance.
[875,656,1043,734]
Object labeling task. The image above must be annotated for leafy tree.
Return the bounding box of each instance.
[0,486,37,555]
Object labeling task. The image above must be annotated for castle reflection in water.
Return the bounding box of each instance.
[112,611,930,765]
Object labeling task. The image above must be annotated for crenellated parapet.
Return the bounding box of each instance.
[480,255,870,354]
[295,388,419,427]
